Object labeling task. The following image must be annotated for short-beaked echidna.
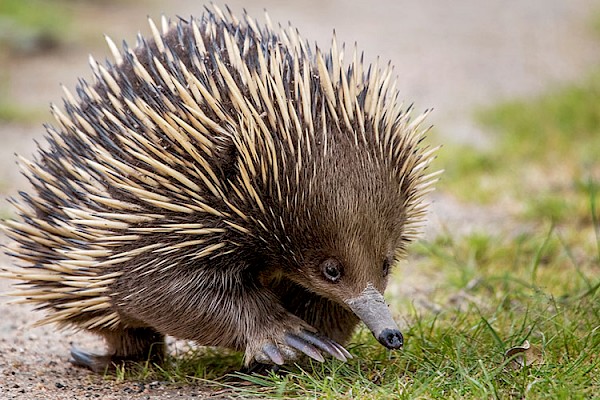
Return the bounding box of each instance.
[1,5,440,371]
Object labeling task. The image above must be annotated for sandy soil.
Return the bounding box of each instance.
[1,0,599,398]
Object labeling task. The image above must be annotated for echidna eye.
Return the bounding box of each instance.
[321,258,342,283]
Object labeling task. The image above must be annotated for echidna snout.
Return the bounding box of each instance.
[378,329,404,349]
[345,283,404,349]
[1,4,439,372]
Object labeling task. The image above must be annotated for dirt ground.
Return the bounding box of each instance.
[1,0,599,398]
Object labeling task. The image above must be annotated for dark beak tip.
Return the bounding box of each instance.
[377,328,404,349]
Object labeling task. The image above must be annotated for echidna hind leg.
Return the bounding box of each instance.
[70,327,166,372]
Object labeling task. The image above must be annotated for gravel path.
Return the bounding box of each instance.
[1,1,599,398]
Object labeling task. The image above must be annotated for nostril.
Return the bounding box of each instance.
[377,328,404,349]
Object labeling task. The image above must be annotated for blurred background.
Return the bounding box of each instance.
[0,0,598,398]
[0,0,598,230]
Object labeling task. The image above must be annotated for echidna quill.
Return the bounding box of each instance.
[1,5,440,372]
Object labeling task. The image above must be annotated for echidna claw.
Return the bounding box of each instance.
[262,343,285,365]
[331,340,353,360]
[296,330,349,362]
[255,331,351,366]
[70,347,112,373]
[284,333,324,362]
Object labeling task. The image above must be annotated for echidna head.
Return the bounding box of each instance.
[279,140,406,299]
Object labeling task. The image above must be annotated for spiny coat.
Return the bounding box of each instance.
[2,5,439,370]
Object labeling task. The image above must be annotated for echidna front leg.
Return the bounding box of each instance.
[247,313,351,366]
[70,327,165,372]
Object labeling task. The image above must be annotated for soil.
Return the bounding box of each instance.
[1,0,599,398]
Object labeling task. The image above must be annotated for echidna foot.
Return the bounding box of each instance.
[254,330,351,365]
[294,330,352,361]
[70,347,115,373]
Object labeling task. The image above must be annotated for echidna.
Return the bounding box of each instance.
[1,5,439,372]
